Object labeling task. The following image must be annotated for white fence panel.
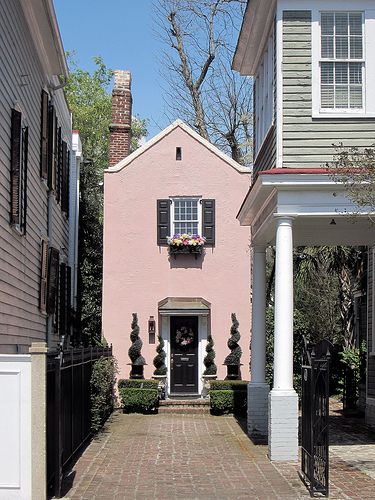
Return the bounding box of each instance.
[0,355,31,500]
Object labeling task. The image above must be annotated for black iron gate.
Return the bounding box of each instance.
[300,338,331,497]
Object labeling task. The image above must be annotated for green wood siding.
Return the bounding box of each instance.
[282,11,375,169]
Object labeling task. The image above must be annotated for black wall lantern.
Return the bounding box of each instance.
[148,316,156,344]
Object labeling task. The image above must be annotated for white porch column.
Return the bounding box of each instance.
[248,246,269,439]
[268,216,298,461]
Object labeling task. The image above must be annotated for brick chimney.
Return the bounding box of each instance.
[109,70,132,167]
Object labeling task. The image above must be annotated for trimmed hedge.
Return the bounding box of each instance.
[90,357,117,433]
[118,379,159,390]
[119,388,159,413]
[210,380,248,391]
[210,389,247,415]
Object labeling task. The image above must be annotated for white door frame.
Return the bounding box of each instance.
[160,312,209,397]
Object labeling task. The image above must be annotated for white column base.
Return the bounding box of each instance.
[247,382,269,439]
[268,389,298,462]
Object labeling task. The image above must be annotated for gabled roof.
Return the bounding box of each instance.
[105,119,250,174]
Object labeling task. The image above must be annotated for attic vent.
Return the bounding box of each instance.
[176,147,182,161]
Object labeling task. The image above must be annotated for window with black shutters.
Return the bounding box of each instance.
[10,108,28,234]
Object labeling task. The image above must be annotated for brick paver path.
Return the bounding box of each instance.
[61,411,375,500]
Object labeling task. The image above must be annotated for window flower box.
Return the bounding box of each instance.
[167,234,205,258]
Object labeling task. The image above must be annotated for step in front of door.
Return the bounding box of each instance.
[158,398,210,414]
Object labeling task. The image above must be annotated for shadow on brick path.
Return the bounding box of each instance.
[60,409,375,500]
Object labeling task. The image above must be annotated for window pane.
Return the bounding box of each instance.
[335,63,348,84]
[350,86,362,108]
[321,85,334,108]
[322,36,334,58]
[321,62,334,84]
[335,86,349,108]
[321,13,334,36]
[349,63,362,84]
[349,13,363,36]
[335,13,348,35]
[335,36,348,59]
[350,37,363,59]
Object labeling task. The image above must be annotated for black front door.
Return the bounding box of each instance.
[170,316,198,394]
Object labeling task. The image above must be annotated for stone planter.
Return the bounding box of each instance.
[201,374,217,398]
[152,374,168,400]
[225,364,242,380]
[129,364,145,379]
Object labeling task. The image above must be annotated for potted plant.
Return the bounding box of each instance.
[167,233,205,258]
[128,313,146,379]
[152,335,168,399]
[223,313,242,380]
[201,334,217,397]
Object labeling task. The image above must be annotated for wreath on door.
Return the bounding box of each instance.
[175,326,194,346]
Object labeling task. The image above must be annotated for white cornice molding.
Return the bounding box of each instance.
[232,0,277,76]
[105,120,251,174]
[20,0,68,80]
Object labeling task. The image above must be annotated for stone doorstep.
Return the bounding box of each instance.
[158,398,210,414]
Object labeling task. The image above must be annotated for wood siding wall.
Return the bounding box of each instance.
[0,1,71,353]
[282,11,375,168]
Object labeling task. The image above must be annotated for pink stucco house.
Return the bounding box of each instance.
[103,71,251,396]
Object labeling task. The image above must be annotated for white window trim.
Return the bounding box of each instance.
[254,27,275,160]
[311,2,375,118]
[169,196,202,236]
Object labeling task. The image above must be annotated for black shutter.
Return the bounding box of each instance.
[202,199,215,246]
[66,265,72,335]
[47,104,56,190]
[21,126,28,233]
[59,263,66,336]
[10,109,22,226]
[40,239,49,312]
[47,248,59,314]
[157,199,170,245]
[61,141,68,213]
[56,127,62,203]
[66,150,70,218]
[40,90,49,180]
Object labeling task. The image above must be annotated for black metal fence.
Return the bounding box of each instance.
[47,346,112,498]
[300,338,331,497]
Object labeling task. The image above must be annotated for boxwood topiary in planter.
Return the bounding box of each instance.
[224,313,242,379]
[153,335,167,376]
[203,334,217,376]
[128,313,146,379]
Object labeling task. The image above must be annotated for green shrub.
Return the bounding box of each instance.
[118,379,159,390]
[119,387,158,413]
[209,389,247,415]
[210,380,248,391]
[90,357,117,433]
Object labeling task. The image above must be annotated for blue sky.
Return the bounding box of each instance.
[54,0,168,138]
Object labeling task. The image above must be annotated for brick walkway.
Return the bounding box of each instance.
[61,410,375,500]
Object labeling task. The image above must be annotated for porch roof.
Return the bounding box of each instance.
[237,168,375,247]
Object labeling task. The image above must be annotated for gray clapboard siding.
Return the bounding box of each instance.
[282,10,375,169]
[0,0,70,352]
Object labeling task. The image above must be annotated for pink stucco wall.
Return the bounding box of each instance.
[103,125,251,384]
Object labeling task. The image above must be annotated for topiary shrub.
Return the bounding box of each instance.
[90,356,118,433]
[118,379,159,390]
[209,389,247,415]
[128,313,146,378]
[153,335,167,376]
[224,313,242,366]
[119,387,158,413]
[203,334,217,375]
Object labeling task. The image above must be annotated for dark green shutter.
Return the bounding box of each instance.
[56,127,62,203]
[61,141,68,213]
[47,104,56,190]
[40,239,49,312]
[40,90,49,180]
[202,199,215,246]
[157,199,170,245]
[21,126,28,233]
[10,109,22,226]
[47,248,59,314]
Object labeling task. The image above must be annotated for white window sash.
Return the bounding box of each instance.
[170,197,202,236]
